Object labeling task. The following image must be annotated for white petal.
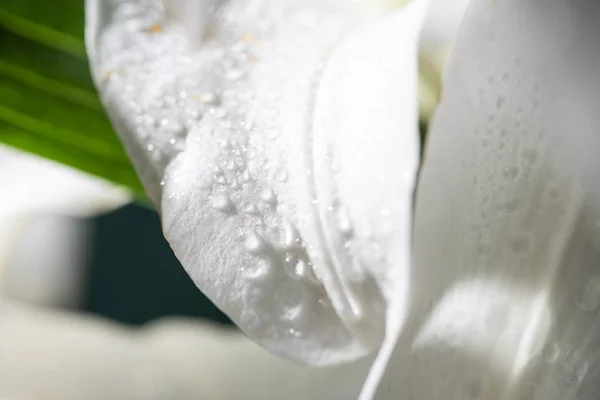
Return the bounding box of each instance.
[87,0,425,366]
[420,0,469,56]
[374,0,600,398]
[311,0,433,395]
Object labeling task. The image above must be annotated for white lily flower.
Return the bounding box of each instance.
[86,0,430,372]
[87,0,600,398]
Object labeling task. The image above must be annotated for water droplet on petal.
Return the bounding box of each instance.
[541,342,560,363]
[240,169,251,183]
[275,170,289,182]
[510,234,531,255]
[245,232,266,255]
[288,328,302,337]
[243,203,261,216]
[575,276,600,312]
[267,128,281,139]
[276,283,306,321]
[503,166,519,181]
[282,220,301,248]
[496,95,505,110]
[225,69,246,81]
[522,148,539,166]
[212,194,235,214]
[260,187,277,205]
[336,205,353,236]
[198,92,219,104]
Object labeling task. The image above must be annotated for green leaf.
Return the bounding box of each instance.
[0,0,146,198]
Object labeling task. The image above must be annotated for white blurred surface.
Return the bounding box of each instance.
[0,145,129,306]
[421,0,470,58]
[0,216,93,308]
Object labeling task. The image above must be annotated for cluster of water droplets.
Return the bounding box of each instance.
[95,0,385,356]
[464,58,600,399]
[467,59,557,263]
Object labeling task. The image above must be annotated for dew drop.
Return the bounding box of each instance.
[220,138,232,150]
[267,128,281,139]
[225,69,246,81]
[510,234,531,255]
[212,164,225,176]
[541,342,560,363]
[235,157,246,169]
[213,108,228,119]
[198,92,219,104]
[503,166,519,181]
[288,328,302,337]
[230,178,240,190]
[276,284,306,321]
[282,220,301,248]
[260,187,277,205]
[243,203,261,216]
[275,170,289,182]
[240,169,251,183]
[501,199,520,214]
[242,261,270,282]
[564,351,588,385]
[225,159,237,171]
[212,194,235,214]
[198,175,214,189]
[574,277,600,312]
[283,252,300,276]
[292,259,309,280]
[567,362,589,385]
[522,148,539,166]
[496,95,505,110]
[245,232,266,255]
[336,205,353,236]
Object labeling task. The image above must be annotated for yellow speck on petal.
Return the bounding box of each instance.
[150,24,163,33]
[103,70,118,82]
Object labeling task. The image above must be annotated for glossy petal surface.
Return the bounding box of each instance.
[87,0,426,365]
[373,0,600,398]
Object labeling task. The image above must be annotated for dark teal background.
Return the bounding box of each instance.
[82,203,232,327]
